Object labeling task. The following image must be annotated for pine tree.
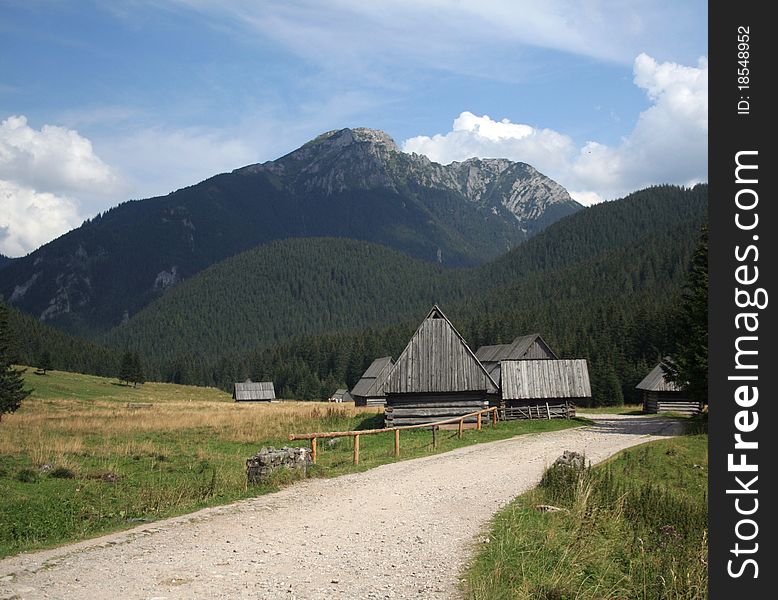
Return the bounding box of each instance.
[0,304,31,422]
[36,349,53,375]
[119,351,134,386]
[663,225,708,404]
[130,353,145,388]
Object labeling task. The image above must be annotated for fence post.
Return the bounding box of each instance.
[491,408,497,428]
[432,426,438,449]
[477,412,482,430]
[310,437,317,464]
[394,429,400,457]
[546,402,551,420]
[458,418,464,438]
[353,434,360,465]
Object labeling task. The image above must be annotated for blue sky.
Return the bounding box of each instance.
[0,0,707,257]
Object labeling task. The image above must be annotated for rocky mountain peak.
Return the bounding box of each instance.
[306,127,400,152]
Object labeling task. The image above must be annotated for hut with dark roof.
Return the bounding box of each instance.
[475,334,557,384]
[500,359,590,419]
[329,388,351,403]
[636,362,701,415]
[384,306,498,426]
[233,380,276,402]
[350,356,394,407]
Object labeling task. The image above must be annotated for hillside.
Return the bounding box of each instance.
[0,128,579,336]
[98,184,706,403]
[3,302,119,378]
[101,238,469,365]
[105,185,705,372]
[240,219,705,403]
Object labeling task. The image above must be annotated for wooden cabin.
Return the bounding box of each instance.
[475,334,557,384]
[384,306,498,426]
[636,363,702,415]
[351,356,394,407]
[499,359,590,419]
[233,380,276,402]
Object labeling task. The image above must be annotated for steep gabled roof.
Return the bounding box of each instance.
[501,359,591,399]
[233,381,276,400]
[351,356,394,398]
[475,334,557,363]
[385,305,498,394]
[636,362,684,392]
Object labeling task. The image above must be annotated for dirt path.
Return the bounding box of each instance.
[0,415,681,600]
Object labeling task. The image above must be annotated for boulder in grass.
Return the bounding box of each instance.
[552,450,585,470]
[246,446,312,484]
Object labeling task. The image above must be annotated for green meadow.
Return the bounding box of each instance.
[0,368,585,558]
[465,423,708,600]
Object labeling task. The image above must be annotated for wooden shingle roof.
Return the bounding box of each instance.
[233,381,276,401]
[475,334,557,363]
[351,356,394,398]
[385,305,498,394]
[500,359,591,400]
[636,363,684,392]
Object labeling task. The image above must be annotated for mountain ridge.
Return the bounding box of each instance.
[0,127,580,335]
[240,128,574,227]
[102,184,706,377]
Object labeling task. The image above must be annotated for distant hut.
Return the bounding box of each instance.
[384,306,498,426]
[351,356,394,407]
[475,334,557,384]
[500,359,590,419]
[329,388,349,403]
[233,380,276,402]
[636,362,701,415]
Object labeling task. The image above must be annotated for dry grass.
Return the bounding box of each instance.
[2,398,379,464]
[1,368,582,558]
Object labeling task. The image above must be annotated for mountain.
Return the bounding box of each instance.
[239,185,708,404]
[0,255,13,269]
[0,128,580,336]
[101,184,707,399]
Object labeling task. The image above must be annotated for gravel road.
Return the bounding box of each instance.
[0,414,682,600]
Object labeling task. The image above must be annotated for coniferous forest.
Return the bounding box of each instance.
[4,184,707,406]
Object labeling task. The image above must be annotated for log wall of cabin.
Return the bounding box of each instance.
[643,391,702,415]
[384,392,488,426]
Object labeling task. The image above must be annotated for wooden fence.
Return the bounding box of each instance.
[288,407,498,465]
[499,401,575,420]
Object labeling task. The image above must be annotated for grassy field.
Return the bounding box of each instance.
[464,423,708,600]
[0,368,586,558]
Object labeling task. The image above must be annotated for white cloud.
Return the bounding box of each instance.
[0,115,120,196]
[0,115,126,256]
[0,181,82,257]
[0,115,261,255]
[403,54,708,204]
[405,112,578,176]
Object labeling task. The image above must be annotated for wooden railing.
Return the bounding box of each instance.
[288,406,498,465]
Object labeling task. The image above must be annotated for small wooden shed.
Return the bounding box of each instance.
[351,356,394,407]
[500,359,590,419]
[329,388,350,402]
[233,380,276,402]
[636,363,702,415]
[384,305,498,426]
[475,334,557,384]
